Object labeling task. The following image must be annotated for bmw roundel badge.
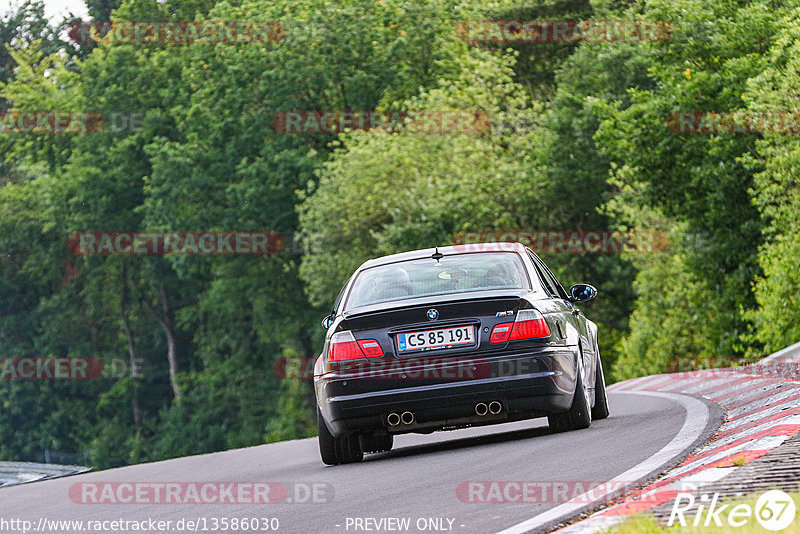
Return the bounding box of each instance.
[427,309,439,320]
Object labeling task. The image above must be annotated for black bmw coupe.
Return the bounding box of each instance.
[314,242,609,465]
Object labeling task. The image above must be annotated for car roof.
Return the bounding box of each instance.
[357,242,528,270]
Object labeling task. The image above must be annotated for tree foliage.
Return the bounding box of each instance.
[0,0,798,466]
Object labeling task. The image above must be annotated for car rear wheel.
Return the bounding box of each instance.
[591,355,610,420]
[317,407,363,465]
[548,354,592,432]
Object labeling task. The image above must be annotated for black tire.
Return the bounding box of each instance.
[317,407,363,465]
[591,356,610,420]
[548,355,592,432]
[317,406,340,465]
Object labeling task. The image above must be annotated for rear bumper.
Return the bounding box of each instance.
[315,347,577,437]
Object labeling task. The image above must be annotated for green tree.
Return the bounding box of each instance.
[593,0,785,376]
[741,8,800,354]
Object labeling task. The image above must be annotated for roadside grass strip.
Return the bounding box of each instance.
[607,492,800,533]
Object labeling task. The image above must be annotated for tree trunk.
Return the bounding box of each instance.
[157,284,181,401]
[119,265,142,429]
[138,282,182,401]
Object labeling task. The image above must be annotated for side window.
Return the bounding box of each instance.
[538,258,570,300]
[528,253,559,297]
[331,277,351,314]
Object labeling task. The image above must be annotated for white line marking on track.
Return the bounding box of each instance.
[494,391,711,534]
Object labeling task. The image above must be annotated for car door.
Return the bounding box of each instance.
[524,252,572,345]
[527,251,596,384]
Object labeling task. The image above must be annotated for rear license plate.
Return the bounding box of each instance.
[397,326,475,353]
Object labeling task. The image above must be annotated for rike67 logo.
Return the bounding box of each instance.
[669,490,796,531]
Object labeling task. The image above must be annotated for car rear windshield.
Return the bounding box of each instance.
[345,252,528,309]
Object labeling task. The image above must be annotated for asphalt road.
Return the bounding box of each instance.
[0,391,715,534]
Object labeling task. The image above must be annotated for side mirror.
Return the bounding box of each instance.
[569,284,597,303]
[321,315,334,329]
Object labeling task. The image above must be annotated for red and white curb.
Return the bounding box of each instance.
[556,349,800,533]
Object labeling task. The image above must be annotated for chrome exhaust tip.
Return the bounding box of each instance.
[475,402,488,416]
[387,412,401,426]
[400,411,415,425]
[488,401,502,415]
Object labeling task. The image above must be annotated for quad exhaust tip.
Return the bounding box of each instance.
[392,404,499,425]
[476,401,502,416]
[388,411,415,426]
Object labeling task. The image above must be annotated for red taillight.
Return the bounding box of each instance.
[328,331,383,361]
[491,309,551,343]
[490,323,513,343]
[510,309,551,340]
[358,339,383,358]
